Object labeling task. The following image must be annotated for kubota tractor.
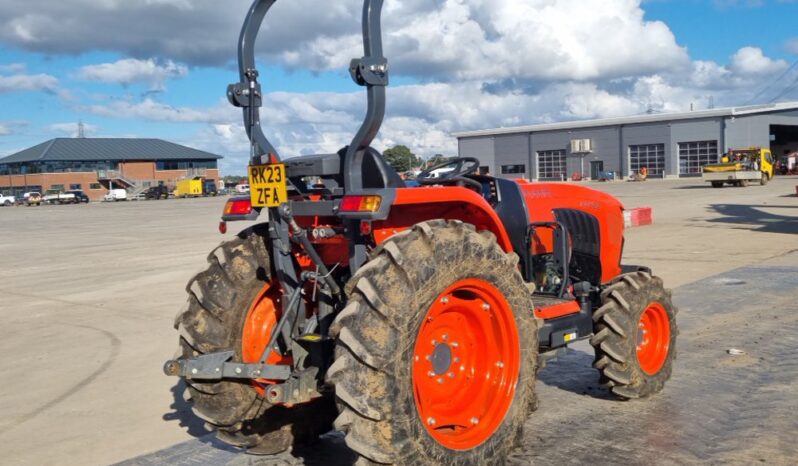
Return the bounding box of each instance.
[163,1,678,464]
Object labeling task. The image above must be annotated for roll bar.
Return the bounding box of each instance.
[227,0,389,192]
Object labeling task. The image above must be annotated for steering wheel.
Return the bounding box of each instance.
[416,157,482,190]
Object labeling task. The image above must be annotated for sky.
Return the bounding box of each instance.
[0,0,797,175]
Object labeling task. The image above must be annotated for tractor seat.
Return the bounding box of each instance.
[284,147,404,192]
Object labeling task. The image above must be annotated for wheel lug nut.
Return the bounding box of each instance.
[425,355,431,361]
[470,417,479,425]
[495,361,504,368]
[427,417,436,426]
[431,339,437,346]
[451,342,459,348]
[437,378,444,384]
[447,372,455,378]
[441,297,449,304]
[442,334,448,341]
[453,357,460,363]
[482,303,490,311]
[428,371,435,377]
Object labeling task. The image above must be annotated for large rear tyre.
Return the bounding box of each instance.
[173,225,336,454]
[590,271,678,399]
[329,220,538,466]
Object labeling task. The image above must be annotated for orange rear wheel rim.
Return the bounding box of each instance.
[636,302,670,375]
[412,278,520,450]
[241,282,292,395]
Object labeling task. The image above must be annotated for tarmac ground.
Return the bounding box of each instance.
[0,176,796,465]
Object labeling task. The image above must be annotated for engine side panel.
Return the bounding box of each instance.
[518,181,624,284]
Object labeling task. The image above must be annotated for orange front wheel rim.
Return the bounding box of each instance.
[636,302,671,375]
[412,278,520,450]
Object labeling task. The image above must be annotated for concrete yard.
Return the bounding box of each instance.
[1,176,797,465]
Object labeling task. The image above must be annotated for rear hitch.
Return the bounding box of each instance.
[163,351,291,381]
[263,368,324,405]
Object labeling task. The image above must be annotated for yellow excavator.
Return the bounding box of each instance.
[702,147,775,188]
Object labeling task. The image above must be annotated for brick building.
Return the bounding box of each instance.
[0,138,222,201]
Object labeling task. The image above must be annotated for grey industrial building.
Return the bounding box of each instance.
[454,101,798,181]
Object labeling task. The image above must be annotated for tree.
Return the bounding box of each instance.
[383,145,420,173]
[223,175,247,187]
[426,153,452,168]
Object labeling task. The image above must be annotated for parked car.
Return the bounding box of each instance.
[66,190,90,203]
[43,189,76,204]
[144,185,170,200]
[23,192,42,206]
[103,189,128,202]
[0,193,15,206]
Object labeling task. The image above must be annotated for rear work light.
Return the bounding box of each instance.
[340,195,382,213]
[224,198,252,216]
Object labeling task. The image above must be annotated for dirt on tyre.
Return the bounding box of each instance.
[590,271,678,399]
[173,225,336,454]
[328,220,539,466]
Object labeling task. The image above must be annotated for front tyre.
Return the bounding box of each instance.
[329,220,538,465]
[590,272,678,399]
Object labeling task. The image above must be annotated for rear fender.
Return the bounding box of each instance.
[372,187,513,251]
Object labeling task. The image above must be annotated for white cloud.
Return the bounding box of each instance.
[0,0,688,83]
[0,63,26,73]
[730,47,789,75]
[46,122,99,137]
[0,72,60,95]
[78,58,188,90]
[0,123,13,136]
[80,97,236,123]
[786,37,798,55]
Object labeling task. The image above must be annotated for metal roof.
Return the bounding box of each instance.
[0,138,223,164]
[452,101,798,138]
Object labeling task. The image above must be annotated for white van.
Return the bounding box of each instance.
[104,189,128,202]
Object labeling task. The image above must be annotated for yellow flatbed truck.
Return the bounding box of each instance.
[702,147,775,187]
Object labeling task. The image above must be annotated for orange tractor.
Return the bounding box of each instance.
[164,1,678,464]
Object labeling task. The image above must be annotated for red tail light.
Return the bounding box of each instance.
[224,198,252,215]
[340,195,382,212]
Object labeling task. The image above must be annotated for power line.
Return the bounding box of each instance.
[745,59,798,104]
[769,74,798,103]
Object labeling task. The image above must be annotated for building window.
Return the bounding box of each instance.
[156,160,218,170]
[678,140,718,175]
[50,184,65,191]
[629,144,665,176]
[143,181,152,188]
[69,183,82,190]
[89,183,102,190]
[500,164,526,174]
[537,150,567,179]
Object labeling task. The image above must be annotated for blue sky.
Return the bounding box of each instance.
[1,0,796,175]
